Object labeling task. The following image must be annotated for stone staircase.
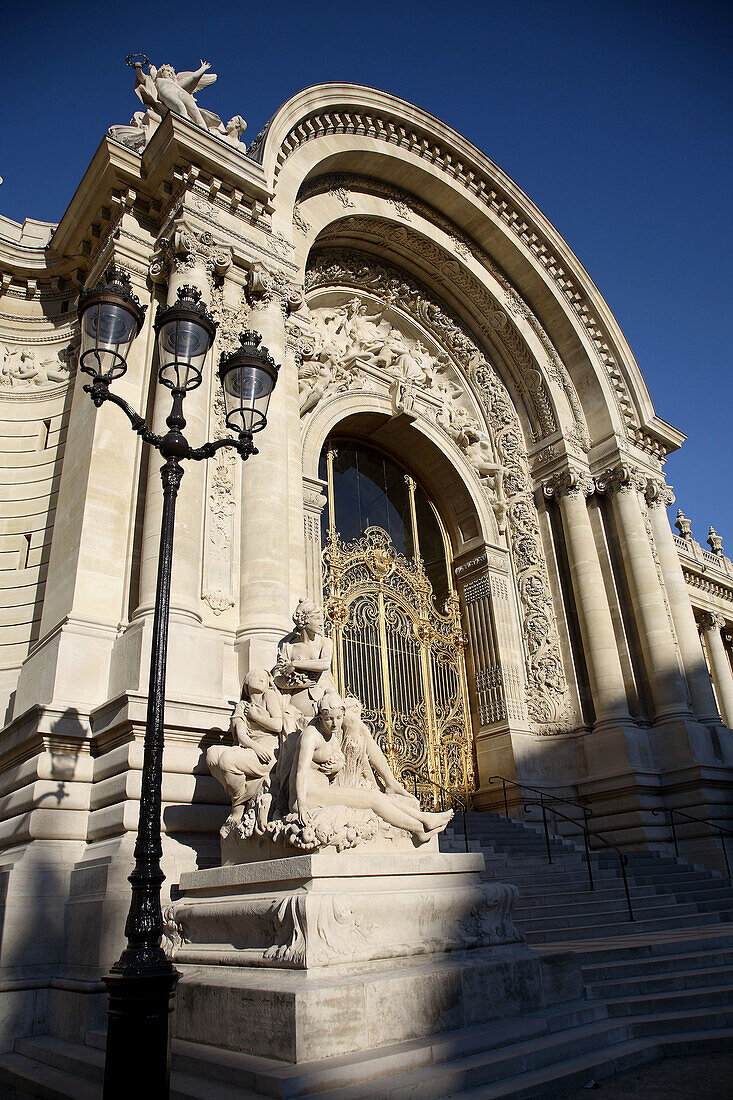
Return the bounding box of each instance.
[1,811,732,1098]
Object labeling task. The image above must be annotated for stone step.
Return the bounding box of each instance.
[605,983,733,1017]
[583,947,733,981]
[625,1004,733,1036]
[4,1036,262,1100]
[514,892,686,919]
[442,1031,733,1099]
[524,913,725,943]
[538,926,733,962]
[171,1001,609,1098]
[588,964,733,997]
[0,1051,100,1100]
[304,1017,636,1100]
[518,900,711,932]
[514,881,733,907]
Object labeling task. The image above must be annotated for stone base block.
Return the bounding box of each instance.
[168,851,521,970]
[173,945,584,1062]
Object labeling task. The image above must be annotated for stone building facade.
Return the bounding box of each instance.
[0,80,731,1042]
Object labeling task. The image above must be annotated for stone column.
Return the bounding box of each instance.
[646,478,721,724]
[699,612,733,728]
[596,464,691,724]
[135,223,231,622]
[236,264,303,674]
[543,470,631,730]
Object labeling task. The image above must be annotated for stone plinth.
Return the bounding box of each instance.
[172,945,584,1063]
[166,851,584,1063]
[167,851,519,970]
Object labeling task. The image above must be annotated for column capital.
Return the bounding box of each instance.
[645,476,675,509]
[149,218,232,292]
[247,262,303,316]
[542,467,594,500]
[699,611,726,632]
[594,462,647,497]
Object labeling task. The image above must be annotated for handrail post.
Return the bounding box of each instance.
[718,827,731,881]
[502,778,509,819]
[670,809,680,858]
[620,855,634,921]
[541,802,552,865]
[582,823,594,891]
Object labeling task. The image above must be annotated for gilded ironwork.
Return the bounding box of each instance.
[323,523,474,809]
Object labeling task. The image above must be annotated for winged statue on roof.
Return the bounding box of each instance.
[108,55,247,151]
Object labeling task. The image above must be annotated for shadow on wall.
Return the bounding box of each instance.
[0,707,85,1048]
[162,726,230,880]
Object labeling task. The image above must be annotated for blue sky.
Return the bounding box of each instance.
[2,0,731,544]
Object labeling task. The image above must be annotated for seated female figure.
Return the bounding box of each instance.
[207,669,289,835]
[292,693,453,844]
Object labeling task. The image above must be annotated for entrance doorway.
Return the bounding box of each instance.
[320,441,475,807]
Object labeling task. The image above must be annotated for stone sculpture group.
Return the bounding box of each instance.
[207,598,453,853]
[109,57,247,151]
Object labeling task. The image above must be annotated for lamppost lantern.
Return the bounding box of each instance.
[219,329,279,438]
[78,266,146,383]
[154,284,217,392]
[75,263,281,1098]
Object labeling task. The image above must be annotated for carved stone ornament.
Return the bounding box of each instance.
[542,468,594,500]
[675,509,693,540]
[707,527,725,556]
[594,462,647,497]
[645,477,675,509]
[248,263,302,314]
[150,222,232,288]
[305,250,571,730]
[109,56,247,152]
[0,339,76,391]
[699,611,726,632]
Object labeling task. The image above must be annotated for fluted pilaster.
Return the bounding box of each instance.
[596,463,691,723]
[699,612,733,728]
[645,478,721,724]
[543,468,630,729]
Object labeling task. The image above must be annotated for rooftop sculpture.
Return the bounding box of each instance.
[108,55,247,151]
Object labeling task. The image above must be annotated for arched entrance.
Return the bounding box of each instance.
[320,440,475,807]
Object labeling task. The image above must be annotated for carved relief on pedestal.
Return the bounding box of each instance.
[303,251,571,732]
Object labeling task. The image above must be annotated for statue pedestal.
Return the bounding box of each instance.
[167,852,584,1063]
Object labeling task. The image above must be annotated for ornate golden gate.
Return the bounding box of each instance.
[323,524,475,808]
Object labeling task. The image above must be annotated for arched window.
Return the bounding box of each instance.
[319,440,450,609]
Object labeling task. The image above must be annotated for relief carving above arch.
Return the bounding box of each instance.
[302,248,573,732]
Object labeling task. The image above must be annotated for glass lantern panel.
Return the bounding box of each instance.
[157,318,209,389]
[80,302,137,377]
[223,363,274,433]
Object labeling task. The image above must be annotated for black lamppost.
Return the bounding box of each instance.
[77,267,279,1098]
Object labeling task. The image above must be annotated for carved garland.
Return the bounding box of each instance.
[267,110,647,448]
[305,249,571,731]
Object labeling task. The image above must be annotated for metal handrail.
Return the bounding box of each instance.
[488,775,593,823]
[523,799,634,921]
[651,807,732,880]
[401,767,471,852]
